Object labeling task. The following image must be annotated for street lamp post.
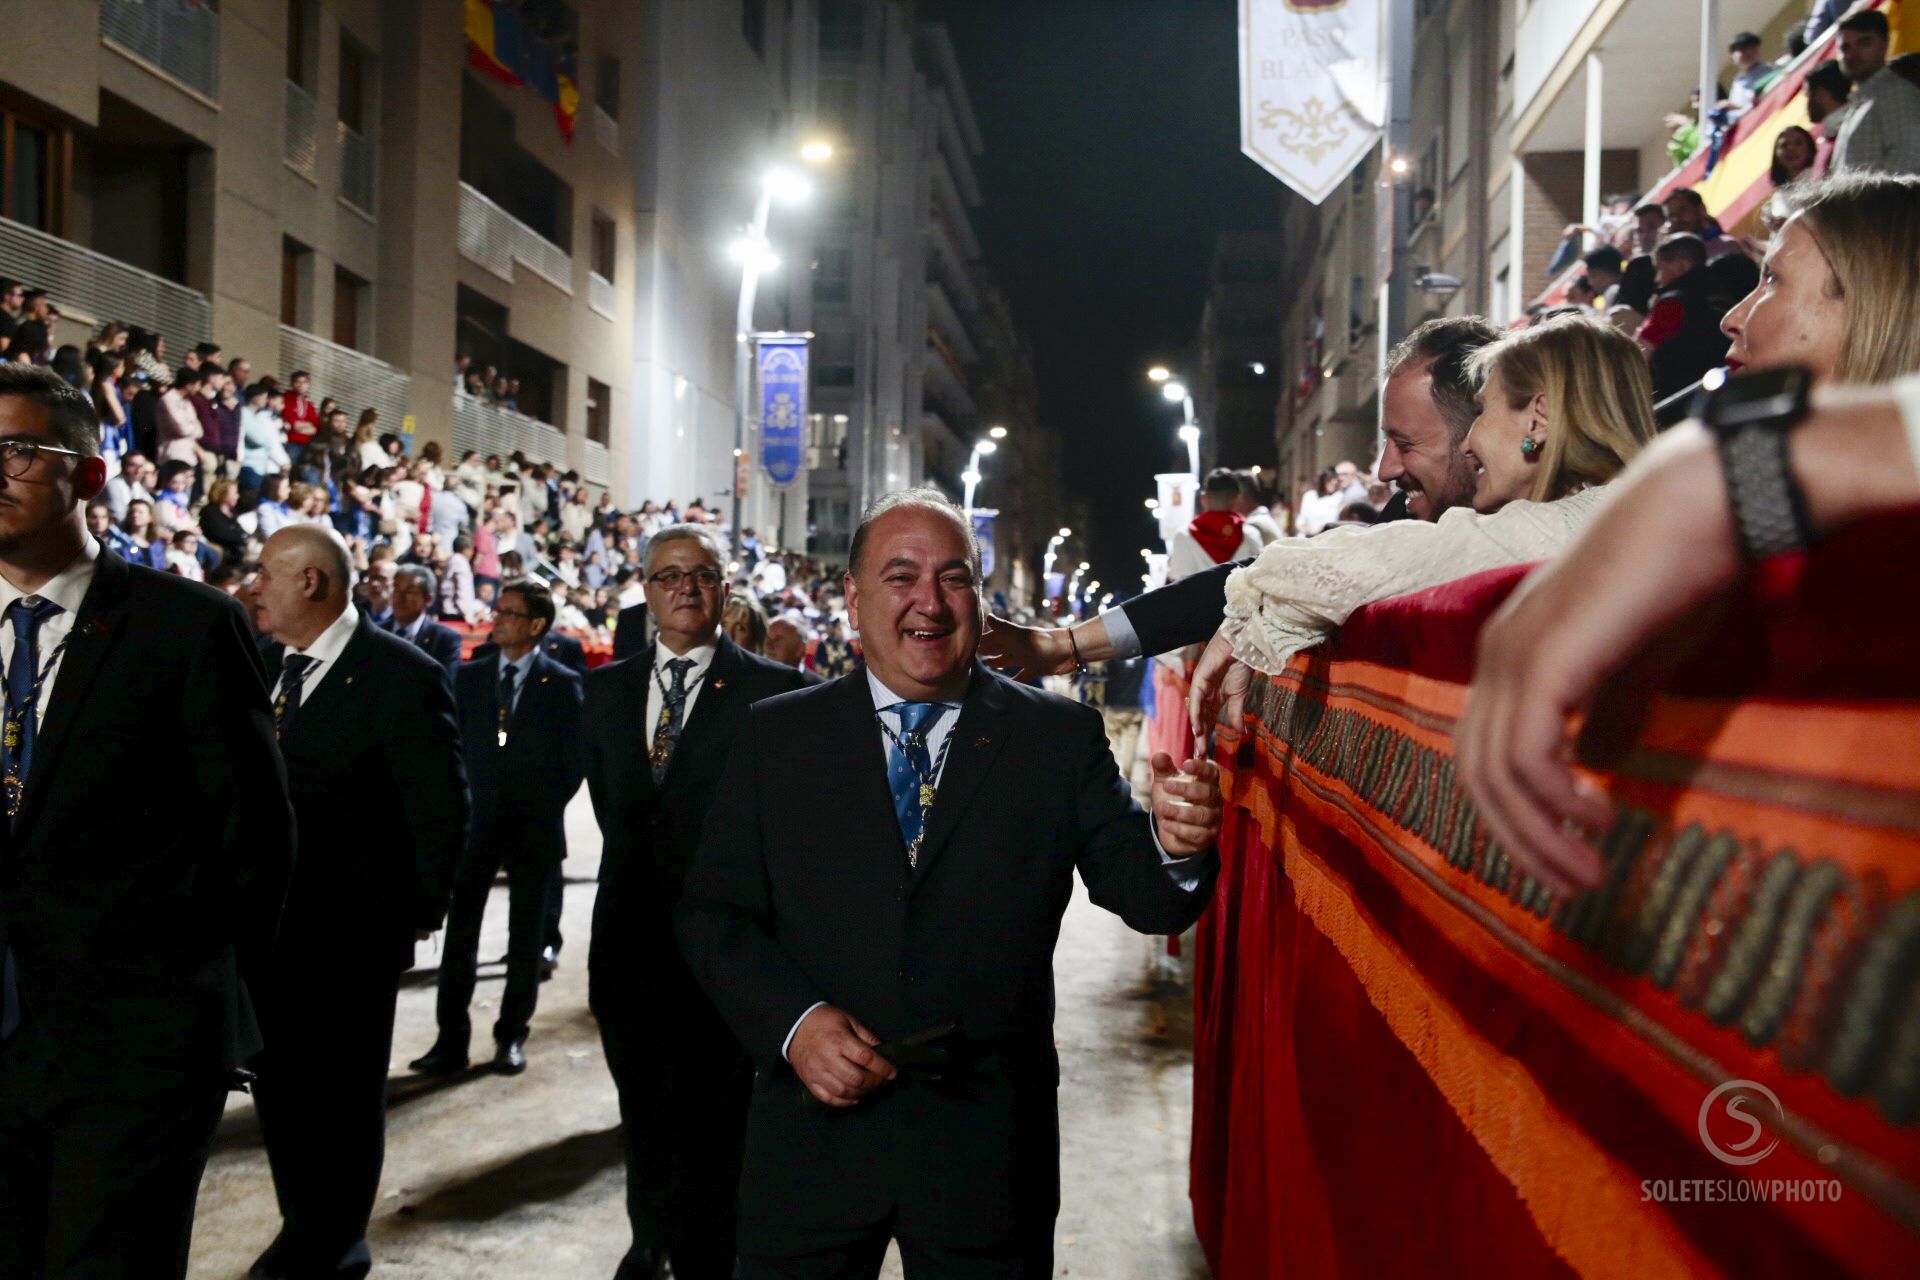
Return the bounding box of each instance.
[1042,526,1071,595]
[961,437,999,519]
[1148,366,1201,479]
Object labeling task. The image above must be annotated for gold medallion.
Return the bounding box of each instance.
[918,782,936,807]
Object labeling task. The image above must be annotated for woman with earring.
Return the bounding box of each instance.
[1189,315,1656,728]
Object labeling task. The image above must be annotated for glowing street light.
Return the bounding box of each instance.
[800,139,835,164]
[961,438,998,518]
[1147,366,1171,383]
[1146,368,1201,479]
[988,424,1009,440]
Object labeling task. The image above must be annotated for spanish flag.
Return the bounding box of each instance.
[465,0,579,144]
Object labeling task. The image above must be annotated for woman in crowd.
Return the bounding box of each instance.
[199,478,248,567]
[418,440,447,491]
[1769,124,1817,189]
[255,475,295,539]
[90,350,130,469]
[560,487,593,544]
[1459,171,1920,895]
[722,591,770,655]
[1191,314,1657,732]
[152,460,197,536]
[353,411,386,470]
[120,499,161,569]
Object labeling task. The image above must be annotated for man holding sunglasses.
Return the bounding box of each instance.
[0,364,292,1278]
[583,523,806,1280]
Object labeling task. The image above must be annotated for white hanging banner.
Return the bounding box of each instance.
[1239,0,1387,205]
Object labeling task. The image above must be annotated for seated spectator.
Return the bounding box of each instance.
[200,478,248,565]
[152,460,197,534]
[1190,315,1658,730]
[88,499,132,558]
[1580,246,1625,305]
[1636,233,1732,400]
[1664,89,1708,166]
[1831,9,1920,176]
[165,530,206,582]
[104,450,151,522]
[120,499,161,568]
[1770,124,1818,190]
[255,474,295,539]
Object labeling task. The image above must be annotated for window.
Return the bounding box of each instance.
[820,0,863,54]
[812,246,851,304]
[339,35,368,132]
[1,107,66,233]
[461,77,574,249]
[743,0,766,57]
[280,237,311,327]
[333,265,366,350]
[595,53,619,118]
[585,377,610,445]
[591,211,616,281]
[286,0,313,87]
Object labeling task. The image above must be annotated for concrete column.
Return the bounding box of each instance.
[1699,0,1721,133]
[1508,153,1526,319]
[1584,53,1603,252]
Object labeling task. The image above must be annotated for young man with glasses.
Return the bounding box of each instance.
[411,578,582,1077]
[0,364,292,1278]
[583,523,807,1280]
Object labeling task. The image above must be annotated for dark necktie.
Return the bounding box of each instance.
[497,664,517,746]
[885,702,942,866]
[2,597,65,1040]
[275,654,315,740]
[649,657,695,784]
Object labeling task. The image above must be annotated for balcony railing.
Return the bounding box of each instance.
[338,123,375,214]
[457,182,573,294]
[582,438,610,486]
[284,81,317,178]
[591,104,619,156]
[452,391,567,471]
[100,0,219,100]
[0,214,210,352]
[588,271,616,319]
[279,325,411,438]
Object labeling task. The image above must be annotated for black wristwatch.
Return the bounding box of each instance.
[1692,366,1815,561]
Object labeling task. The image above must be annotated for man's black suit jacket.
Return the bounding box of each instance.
[0,549,293,1088]
[470,630,587,676]
[455,649,583,863]
[266,615,469,971]
[583,636,805,1024]
[1120,490,1411,656]
[388,615,463,681]
[611,602,648,662]
[675,662,1217,1249]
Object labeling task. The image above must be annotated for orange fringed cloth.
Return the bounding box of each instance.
[1186,511,1920,1280]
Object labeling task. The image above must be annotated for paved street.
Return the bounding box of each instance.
[188,715,1207,1279]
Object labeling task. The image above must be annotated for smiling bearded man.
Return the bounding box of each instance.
[676,487,1225,1278]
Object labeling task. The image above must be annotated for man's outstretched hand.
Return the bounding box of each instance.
[1150,752,1224,856]
[979,614,1073,680]
[788,1005,896,1108]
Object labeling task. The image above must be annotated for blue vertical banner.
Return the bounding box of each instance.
[758,336,808,489]
[970,508,997,579]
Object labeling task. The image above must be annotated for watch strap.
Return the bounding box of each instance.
[1719,423,1814,561]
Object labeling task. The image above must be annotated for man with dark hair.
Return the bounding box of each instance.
[1832,8,1920,175]
[678,487,1221,1277]
[1639,233,1732,400]
[1231,469,1285,544]
[247,524,468,1278]
[1805,59,1856,177]
[282,371,320,449]
[1722,32,1774,119]
[0,365,292,1278]
[586,523,807,1279]
[1168,467,1262,578]
[1581,244,1626,303]
[982,316,1501,673]
[412,578,583,1076]
[0,279,20,354]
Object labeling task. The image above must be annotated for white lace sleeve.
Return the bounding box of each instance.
[1219,488,1610,675]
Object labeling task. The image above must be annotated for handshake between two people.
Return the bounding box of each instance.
[790,749,1224,1110]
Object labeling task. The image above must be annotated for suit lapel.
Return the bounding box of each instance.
[910,661,1014,888]
[20,552,134,825]
[288,615,376,739]
[834,666,909,864]
[664,637,742,783]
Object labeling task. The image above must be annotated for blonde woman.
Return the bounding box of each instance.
[1190,315,1657,732]
[721,590,769,655]
[353,410,386,470]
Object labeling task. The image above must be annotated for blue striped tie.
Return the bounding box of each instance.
[2,597,64,1041]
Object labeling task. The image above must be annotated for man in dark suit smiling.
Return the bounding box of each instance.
[678,489,1223,1277]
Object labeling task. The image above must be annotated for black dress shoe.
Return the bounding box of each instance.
[539,944,558,982]
[246,1235,292,1279]
[612,1245,665,1280]
[408,1040,469,1075]
[493,1038,528,1074]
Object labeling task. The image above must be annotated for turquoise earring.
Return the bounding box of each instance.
[1520,436,1540,458]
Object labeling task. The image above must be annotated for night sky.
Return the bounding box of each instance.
[925,0,1280,595]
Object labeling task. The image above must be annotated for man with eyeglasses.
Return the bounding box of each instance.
[411,578,582,1077]
[0,364,293,1278]
[583,522,806,1280]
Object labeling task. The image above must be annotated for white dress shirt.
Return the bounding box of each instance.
[0,538,99,731]
[394,611,428,644]
[645,639,718,742]
[273,604,361,707]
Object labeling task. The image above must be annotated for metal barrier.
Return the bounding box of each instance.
[100,0,219,99]
[457,183,573,293]
[338,123,376,214]
[284,81,317,178]
[0,214,210,351]
[582,439,610,486]
[279,325,411,437]
[452,391,568,470]
[592,104,619,156]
